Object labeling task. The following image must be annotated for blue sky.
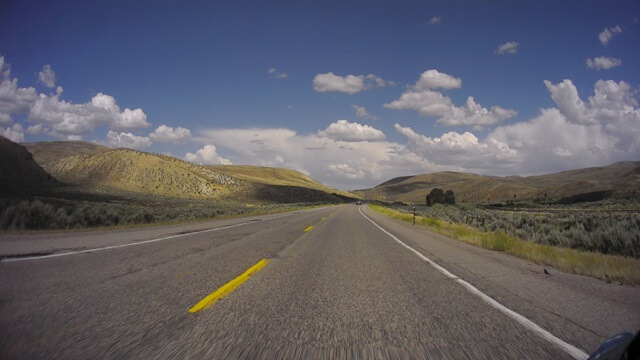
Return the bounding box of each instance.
[1,1,639,189]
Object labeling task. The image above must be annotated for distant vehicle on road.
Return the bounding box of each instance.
[355,200,362,205]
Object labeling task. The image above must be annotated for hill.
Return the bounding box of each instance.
[22,141,353,203]
[355,161,640,204]
[207,165,355,199]
[23,141,111,167]
[45,148,245,198]
[0,136,59,194]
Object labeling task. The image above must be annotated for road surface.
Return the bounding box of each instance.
[1,205,639,359]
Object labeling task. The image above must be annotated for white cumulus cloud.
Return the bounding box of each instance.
[586,56,622,70]
[385,70,516,127]
[106,130,152,149]
[0,55,150,139]
[149,125,191,144]
[26,124,45,135]
[395,123,518,172]
[1,123,24,142]
[312,72,392,94]
[185,144,232,165]
[414,69,462,90]
[543,79,639,126]
[495,41,519,55]
[599,25,622,45]
[38,65,56,88]
[351,104,376,120]
[436,97,517,128]
[318,120,386,142]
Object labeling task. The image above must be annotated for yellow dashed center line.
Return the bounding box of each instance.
[304,225,314,232]
[188,259,269,313]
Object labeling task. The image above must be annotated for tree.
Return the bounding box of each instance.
[444,190,456,204]
[426,188,446,206]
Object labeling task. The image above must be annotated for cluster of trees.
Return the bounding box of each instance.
[426,188,455,206]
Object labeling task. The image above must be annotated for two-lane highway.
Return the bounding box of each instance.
[1,205,639,359]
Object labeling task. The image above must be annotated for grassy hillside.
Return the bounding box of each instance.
[0,136,59,194]
[2,138,354,230]
[356,161,640,204]
[23,140,111,167]
[45,148,246,199]
[15,140,353,204]
[208,165,356,199]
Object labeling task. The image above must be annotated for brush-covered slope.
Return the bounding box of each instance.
[356,172,535,203]
[39,143,353,203]
[357,161,640,204]
[45,148,245,198]
[23,141,111,167]
[207,165,356,199]
[0,136,59,193]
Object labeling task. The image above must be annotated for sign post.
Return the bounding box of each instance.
[413,206,416,226]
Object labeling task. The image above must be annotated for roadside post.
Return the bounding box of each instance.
[413,206,416,226]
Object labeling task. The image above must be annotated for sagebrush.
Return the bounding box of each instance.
[392,204,640,258]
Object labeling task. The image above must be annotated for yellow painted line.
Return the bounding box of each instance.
[304,225,314,232]
[188,259,269,313]
[321,217,326,221]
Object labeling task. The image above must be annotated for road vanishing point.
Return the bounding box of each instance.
[1,205,639,359]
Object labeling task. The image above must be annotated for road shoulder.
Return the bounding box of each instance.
[361,205,640,354]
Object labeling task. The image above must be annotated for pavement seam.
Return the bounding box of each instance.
[358,205,590,360]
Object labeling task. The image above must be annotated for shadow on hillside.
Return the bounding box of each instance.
[249,184,356,204]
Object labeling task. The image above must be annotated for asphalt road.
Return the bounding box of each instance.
[1,205,639,359]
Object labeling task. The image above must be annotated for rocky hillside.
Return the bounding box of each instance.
[356,161,640,204]
[45,148,245,199]
[21,140,353,203]
[0,136,59,193]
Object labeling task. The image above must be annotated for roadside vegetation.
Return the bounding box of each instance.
[369,203,640,284]
[397,203,640,258]
[0,194,320,231]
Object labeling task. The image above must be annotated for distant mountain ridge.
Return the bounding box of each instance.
[355,161,640,204]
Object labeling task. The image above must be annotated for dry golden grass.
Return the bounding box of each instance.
[46,149,242,199]
[369,204,640,284]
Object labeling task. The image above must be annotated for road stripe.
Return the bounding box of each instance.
[189,259,269,313]
[304,226,314,232]
[2,213,296,263]
[358,206,589,360]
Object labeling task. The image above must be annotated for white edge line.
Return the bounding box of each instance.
[358,205,589,360]
[2,212,296,263]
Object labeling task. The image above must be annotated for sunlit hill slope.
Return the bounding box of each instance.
[17,139,353,203]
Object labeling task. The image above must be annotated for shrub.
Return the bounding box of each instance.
[390,204,640,258]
